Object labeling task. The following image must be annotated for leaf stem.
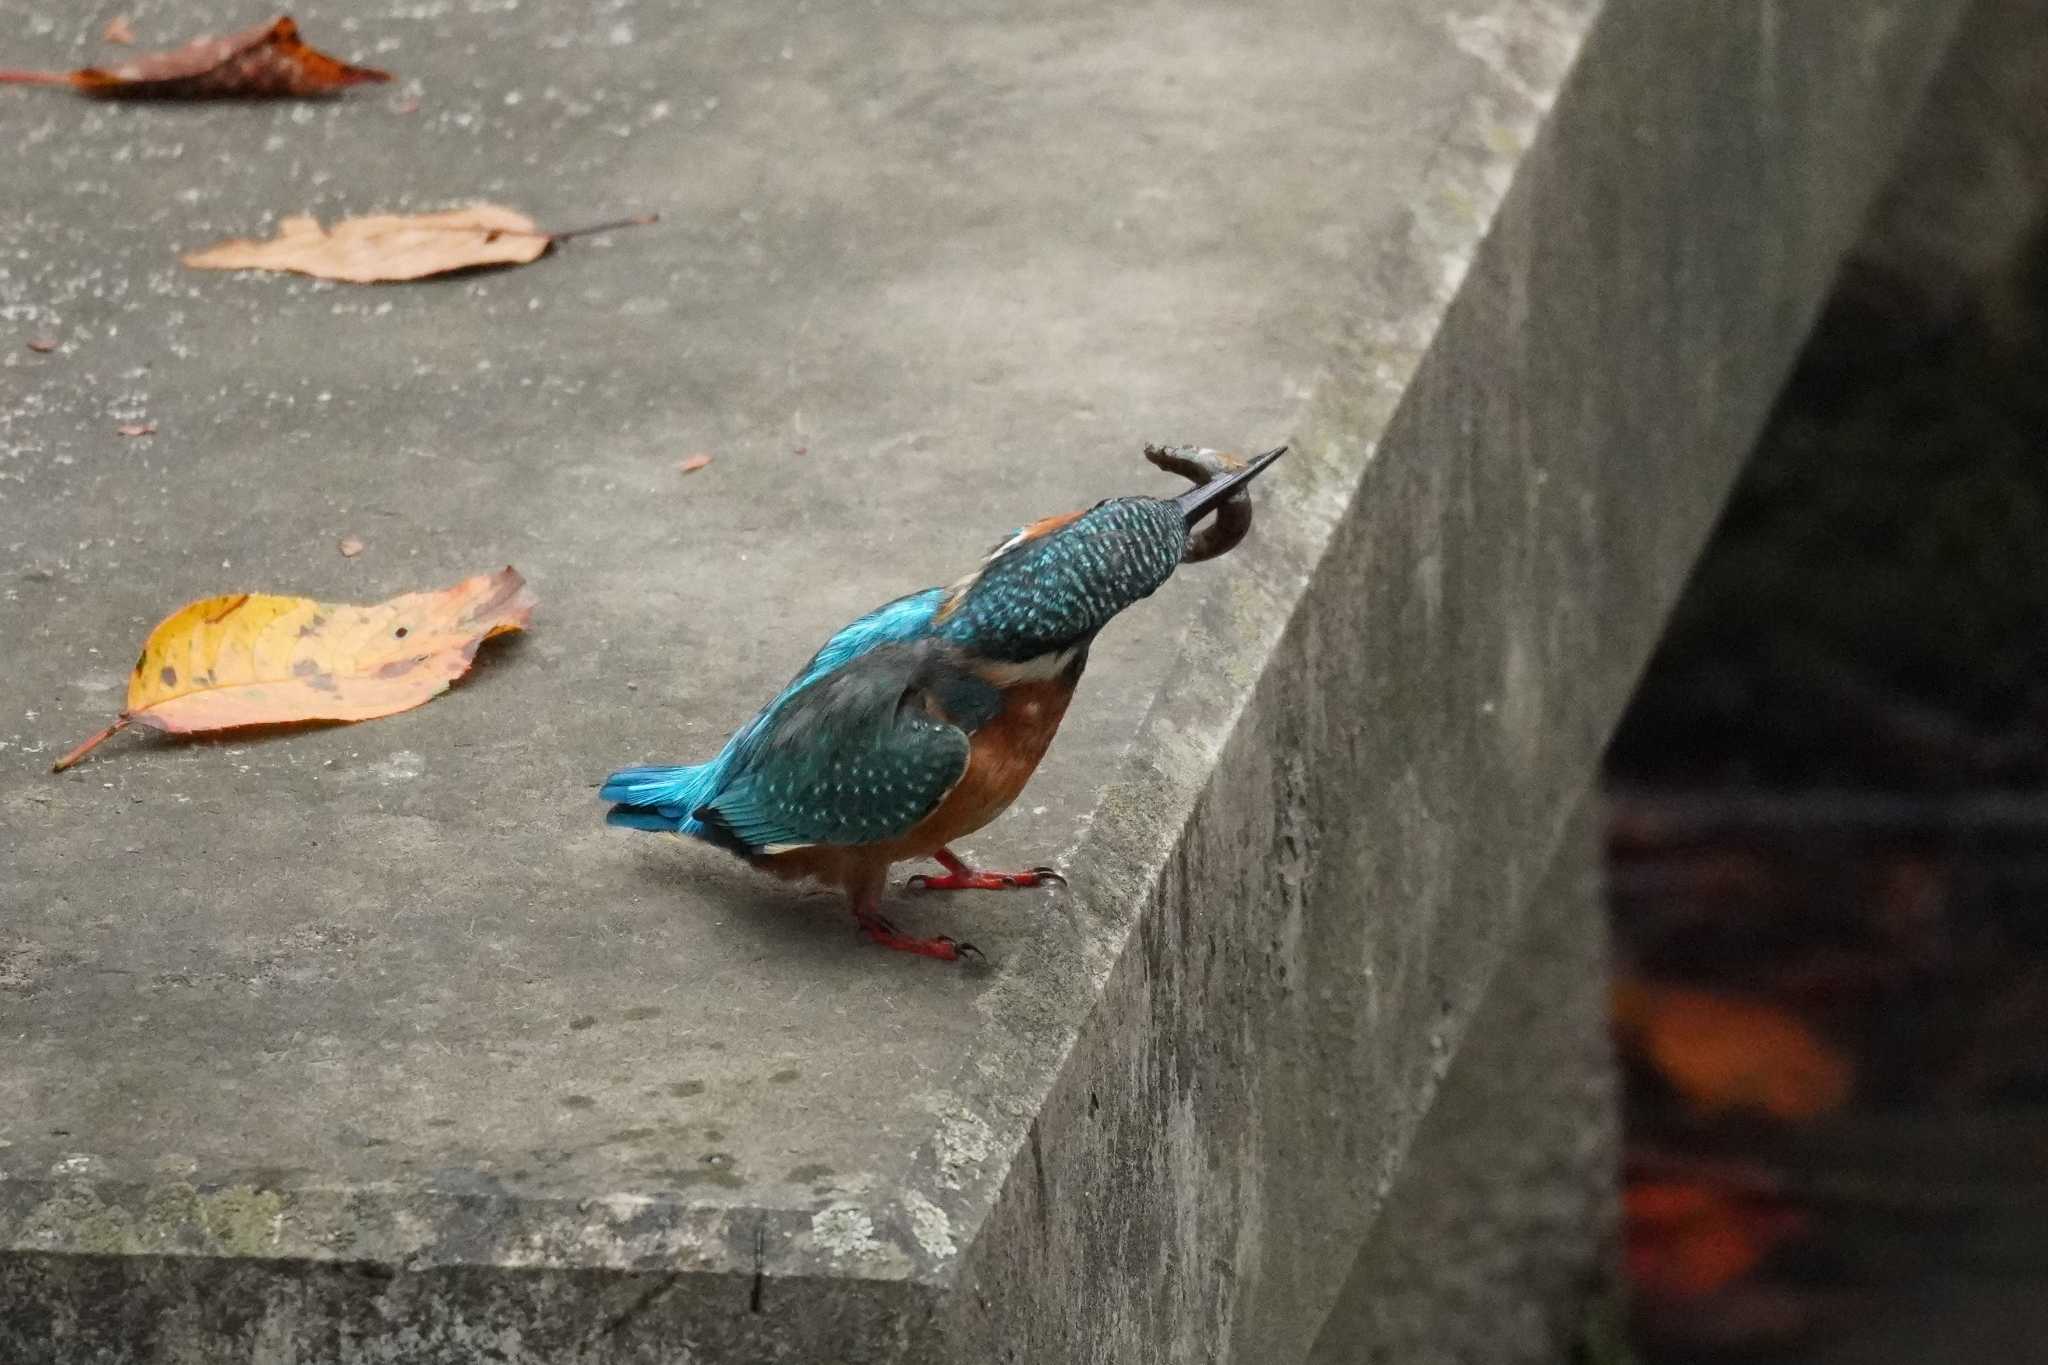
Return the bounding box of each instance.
[545,212,660,243]
[0,69,76,87]
[51,716,128,772]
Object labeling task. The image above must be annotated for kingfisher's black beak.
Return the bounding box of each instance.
[1171,445,1287,527]
[1161,444,1286,562]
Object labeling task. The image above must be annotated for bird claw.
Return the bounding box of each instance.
[905,864,1065,893]
[855,912,982,963]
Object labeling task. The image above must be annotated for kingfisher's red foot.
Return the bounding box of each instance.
[854,909,982,963]
[906,847,1065,893]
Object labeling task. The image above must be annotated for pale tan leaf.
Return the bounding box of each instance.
[182,206,550,284]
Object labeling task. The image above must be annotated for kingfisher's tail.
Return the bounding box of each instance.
[600,762,719,834]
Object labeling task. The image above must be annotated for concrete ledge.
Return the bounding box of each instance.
[1,0,1968,1360]
[1307,807,1615,1364]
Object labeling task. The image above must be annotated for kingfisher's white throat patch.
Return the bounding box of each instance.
[979,646,1081,686]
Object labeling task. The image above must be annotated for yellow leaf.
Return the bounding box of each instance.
[1614,979,1853,1122]
[53,567,533,771]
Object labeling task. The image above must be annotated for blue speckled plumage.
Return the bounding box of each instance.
[601,449,1284,903]
[693,639,1002,853]
[937,498,1188,662]
[597,587,945,836]
[602,501,1189,852]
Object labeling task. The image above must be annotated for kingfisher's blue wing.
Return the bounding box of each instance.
[786,587,946,693]
[695,639,995,854]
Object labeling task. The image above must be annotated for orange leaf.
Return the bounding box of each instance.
[1625,1179,1805,1300]
[115,421,156,437]
[52,567,533,772]
[0,17,389,98]
[678,453,713,475]
[1614,979,1853,1121]
[181,207,656,284]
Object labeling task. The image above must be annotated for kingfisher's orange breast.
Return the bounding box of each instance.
[897,676,1075,855]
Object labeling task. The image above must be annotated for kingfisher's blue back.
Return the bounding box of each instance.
[598,585,948,834]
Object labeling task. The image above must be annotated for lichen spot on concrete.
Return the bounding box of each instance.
[936,1108,992,1190]
[905,1190,956,1260]
[810,1203,881,1260]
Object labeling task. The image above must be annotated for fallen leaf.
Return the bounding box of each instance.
[181,206,656,284]
[27,336,58,353]
[1625,1179,1806,1301]
[52,567,533,772]
[102,17,136,45]
[678,453,713,475]
[338,535,365,558]
[0,17,389,98]
[1614,979,1853,1122]
[116,421,157,437]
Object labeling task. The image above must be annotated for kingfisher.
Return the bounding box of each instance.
[601,444,1286,962]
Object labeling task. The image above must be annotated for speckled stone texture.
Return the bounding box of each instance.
[0,0,1970,1360]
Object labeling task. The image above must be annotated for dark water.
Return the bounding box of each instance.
[1603,231,2048,1365]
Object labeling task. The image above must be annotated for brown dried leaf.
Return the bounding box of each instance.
[678,453,713,475]
[338,535,365,558]
[116,421,157,437]
[26,336,58,353]
[52,567,533,771]
[184,206,549,283]
[183,206,656,284]
[102,17,136,45]
[0,17,390,98]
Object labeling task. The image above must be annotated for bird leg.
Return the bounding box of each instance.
[906,847,1065,893]
[850,888,981,963]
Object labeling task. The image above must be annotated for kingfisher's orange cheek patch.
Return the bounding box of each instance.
[1020,509,1086,541]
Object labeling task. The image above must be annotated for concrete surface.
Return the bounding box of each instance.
[1857,0,2048,338]
[0,0,1969,1360]
[1306,806,1616,1364]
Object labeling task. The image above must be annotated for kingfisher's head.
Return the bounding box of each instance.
[931,445,1285,672]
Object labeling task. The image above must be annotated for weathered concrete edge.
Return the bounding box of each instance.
[1305,802,1616,1363]
[925,1,1972,1361]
